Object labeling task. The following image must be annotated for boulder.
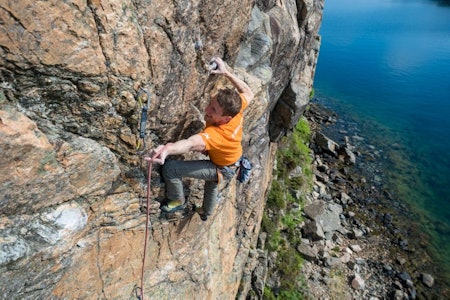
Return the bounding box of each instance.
[302,220,326,241]
[297,243,319,262]
[315,132,339,157]
[421,273,434,288]
[303,201,346,236]
[351,273,366,290]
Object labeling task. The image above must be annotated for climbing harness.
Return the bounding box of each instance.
[136,88,151,153]
[138,145,168,300]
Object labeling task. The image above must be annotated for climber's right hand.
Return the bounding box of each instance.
[145,144,171,165]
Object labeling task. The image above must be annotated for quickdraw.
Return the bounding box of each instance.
[136,88,151,153]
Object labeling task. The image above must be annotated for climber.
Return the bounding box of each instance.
[145,57,254,221]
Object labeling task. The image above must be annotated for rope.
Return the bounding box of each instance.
[140,160,152,300]
[139,145,168,300]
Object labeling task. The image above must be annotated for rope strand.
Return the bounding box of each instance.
[139,145,168,300]
[140,159,152,300]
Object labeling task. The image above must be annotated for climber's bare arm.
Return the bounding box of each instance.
[147,134,205,164]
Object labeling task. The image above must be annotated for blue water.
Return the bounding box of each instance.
[314,0,450,278]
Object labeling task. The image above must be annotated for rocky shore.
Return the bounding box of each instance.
[297,103,449,299]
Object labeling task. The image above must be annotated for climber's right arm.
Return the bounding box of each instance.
[147,134,205,164]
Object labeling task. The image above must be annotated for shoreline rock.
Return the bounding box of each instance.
[297,103,448,299]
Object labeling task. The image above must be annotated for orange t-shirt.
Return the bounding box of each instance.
[199,94,248,167]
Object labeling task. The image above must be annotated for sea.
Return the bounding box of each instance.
[314,0,450,286]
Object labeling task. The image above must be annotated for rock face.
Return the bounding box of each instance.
[0,0,323,298]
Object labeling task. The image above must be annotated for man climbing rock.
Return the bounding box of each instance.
[146,57,254,221]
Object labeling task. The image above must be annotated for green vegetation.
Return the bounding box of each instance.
[309,88,315,99]
[262,116,313,298]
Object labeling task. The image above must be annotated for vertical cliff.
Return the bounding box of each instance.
[0,0,323,298]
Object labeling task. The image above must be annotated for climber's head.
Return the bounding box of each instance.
[205,88,242,125]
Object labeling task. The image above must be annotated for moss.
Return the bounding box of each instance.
[263,116,314,298]
[264,287,276,300]
[267,180,287,210]
[278,247,303,280]
[262,214,282,252]
[309,88,315,99]
[281,209,303,232]
[276,117,312,186]
[267,231,283,252]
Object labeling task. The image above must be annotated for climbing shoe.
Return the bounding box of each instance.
[161,199,186,213]
[193,205,208,221]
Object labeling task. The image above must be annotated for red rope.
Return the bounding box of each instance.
[139,146,167,300]
[140,160,152,300]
